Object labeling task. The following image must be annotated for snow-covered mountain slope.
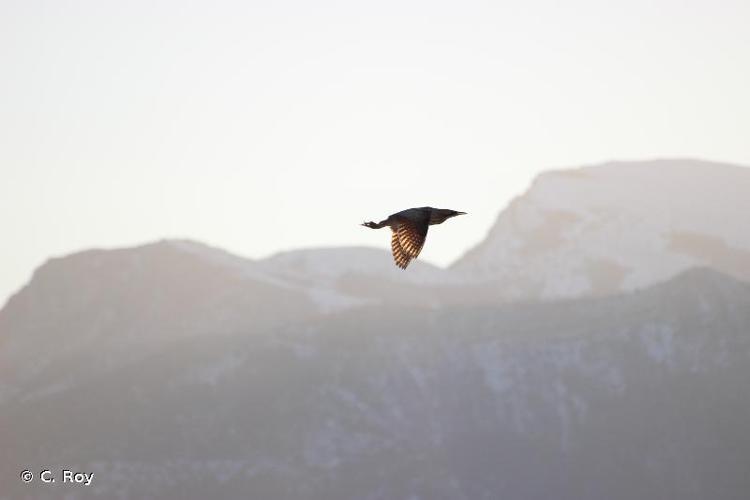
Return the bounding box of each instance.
[260,247,441,284]
[3,158,747,332]
[172,241,446,311]
[0,240,445,394]
[4,268,749,500]
[0,239,444,392]
[452,159,750,300]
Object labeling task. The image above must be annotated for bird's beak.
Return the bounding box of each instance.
[456,211,467,215]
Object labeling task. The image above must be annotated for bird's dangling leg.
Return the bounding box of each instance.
[361,220,387,229]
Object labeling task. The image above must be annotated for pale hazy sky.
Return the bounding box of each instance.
[1,0,749,304]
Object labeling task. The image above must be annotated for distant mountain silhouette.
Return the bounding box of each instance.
[2,266,749,500]
[453,159,750,299]
[4,159,748,314]
[2,158,750,500]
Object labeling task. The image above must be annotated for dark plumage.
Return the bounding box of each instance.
[361,207,466,269]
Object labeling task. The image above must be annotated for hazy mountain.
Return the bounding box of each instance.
[2,268,749,500]
[258,247,446,309]
[2,158,749,500]
[453,159,750,300]
[0,241,318,404]
[184,159,750,305]
[0,239,449,406]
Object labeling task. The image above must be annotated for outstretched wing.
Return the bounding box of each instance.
[389,214,429,269]
[391,230,412,269]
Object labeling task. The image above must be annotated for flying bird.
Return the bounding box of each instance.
[361,207,466,269]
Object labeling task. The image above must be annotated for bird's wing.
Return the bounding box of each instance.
[390,216,429,269]
[390,230,412,269]
[397,220,428,258]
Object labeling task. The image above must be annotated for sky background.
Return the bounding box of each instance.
[1,0,749,305]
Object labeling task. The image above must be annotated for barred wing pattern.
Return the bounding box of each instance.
[364,206,463,269]
[390,217,429,269]
[390,231,411,269]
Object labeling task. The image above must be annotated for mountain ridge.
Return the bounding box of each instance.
[451,158,750,299]
[2,156,750,499]
[6,158,748,311]
[2,262,749,500]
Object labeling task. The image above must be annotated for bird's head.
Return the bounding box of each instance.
[431,208,467,224]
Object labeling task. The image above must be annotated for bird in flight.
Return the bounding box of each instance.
[362,207,466,269]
